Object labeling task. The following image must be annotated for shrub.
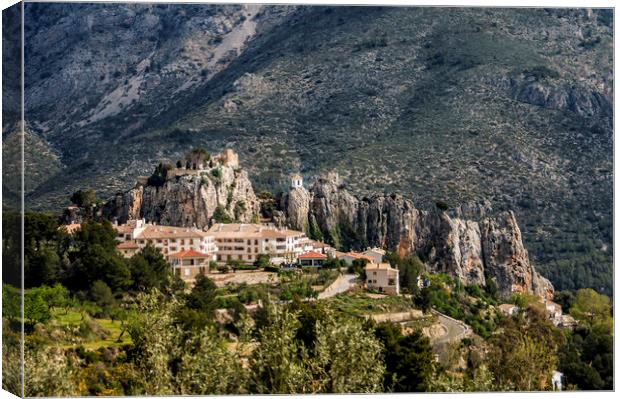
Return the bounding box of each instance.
[212,206,232,223]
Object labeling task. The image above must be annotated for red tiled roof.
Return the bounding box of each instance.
[298,251,327,260]
[117,241,139,249]
[169,249,210,258]
[339,252,374,262]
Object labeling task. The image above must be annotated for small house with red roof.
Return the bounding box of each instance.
[169,249,212,282]
[298,251,327,267]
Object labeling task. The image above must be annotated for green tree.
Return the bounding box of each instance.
[486,306,562,391]
[254,254,272,269]
[177,327,248,394]
[212,205,232,223]
[38,283,70,311]
[70,188,98,208]
[553,290,575,313]
[128,244,171,291]
[374,322,436,392]
[65,221,132,292]
[569,288,611,326]
[22,212,63,288]
[24,288,51,324]
[185,274,218,317]
[2,284,21,322]
[248,306,313,393]
[311,311,385,392]
[90,280,117,318]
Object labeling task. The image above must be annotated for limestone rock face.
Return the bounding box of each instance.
[280,172,553,299]
[282,186,310,231]
[102,162,259,228]
[480,211,554,300]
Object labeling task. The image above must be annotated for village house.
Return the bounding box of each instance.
[365,262,400,295]
[207,223,307,265]
[298,251,328,267]
[169,249,212,283]
[113,219,217,261]
[305,239,334,255]
[362,247,386,264]
[336,251,374,265]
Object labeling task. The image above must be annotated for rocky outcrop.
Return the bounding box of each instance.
[101,151,259,227]
[279,172,553,299]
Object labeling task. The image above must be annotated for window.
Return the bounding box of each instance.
[367,280,372,284]
[373,271,377,276]
[255,240,258,245]
[184,268,191,276]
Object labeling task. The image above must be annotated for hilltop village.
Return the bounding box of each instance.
[61,149,570,326]
[6,147,612,396]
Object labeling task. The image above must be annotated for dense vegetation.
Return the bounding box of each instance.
[2,212,614,394]
[9,5,612,297]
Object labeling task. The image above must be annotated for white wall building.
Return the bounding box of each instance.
[365,263,400,295]
[207,223,308,265]
[291,173,303,189]
[114,219,217,261]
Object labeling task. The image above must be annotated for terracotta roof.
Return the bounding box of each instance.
[207,223,305,239]
[137,224,210,239]
[309,240,331,249]
[169,249,210,258]
[365,262,397,271]
[117,241,139,249]
[339,252,374,262]
[298,251,327,260]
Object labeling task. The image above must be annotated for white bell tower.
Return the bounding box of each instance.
[291,173,303,189]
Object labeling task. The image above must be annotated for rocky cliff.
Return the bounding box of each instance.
[278,172,553,300]
[100,150,259,227]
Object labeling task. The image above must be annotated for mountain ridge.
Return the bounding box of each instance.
[2,4,613,294]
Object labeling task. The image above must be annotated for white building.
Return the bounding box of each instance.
[365,263,400,295]
[291,173,303,189]
[362,247,386,264]
[114,219,217,261]
[207,223,307,265]
[169,249,212,283]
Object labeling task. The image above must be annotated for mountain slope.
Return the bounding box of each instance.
[3,4,613,294]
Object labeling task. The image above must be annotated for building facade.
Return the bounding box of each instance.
[169,249,212,283]
[365,263,400,295]
[114,219,217,261]
[207,223,308,265]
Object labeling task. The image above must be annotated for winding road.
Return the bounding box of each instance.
[430,309,473,345]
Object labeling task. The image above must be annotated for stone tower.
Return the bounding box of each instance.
[291,173,303,189]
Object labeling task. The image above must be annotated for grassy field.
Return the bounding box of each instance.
[51,309,132,350]
[323,289,415,317]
